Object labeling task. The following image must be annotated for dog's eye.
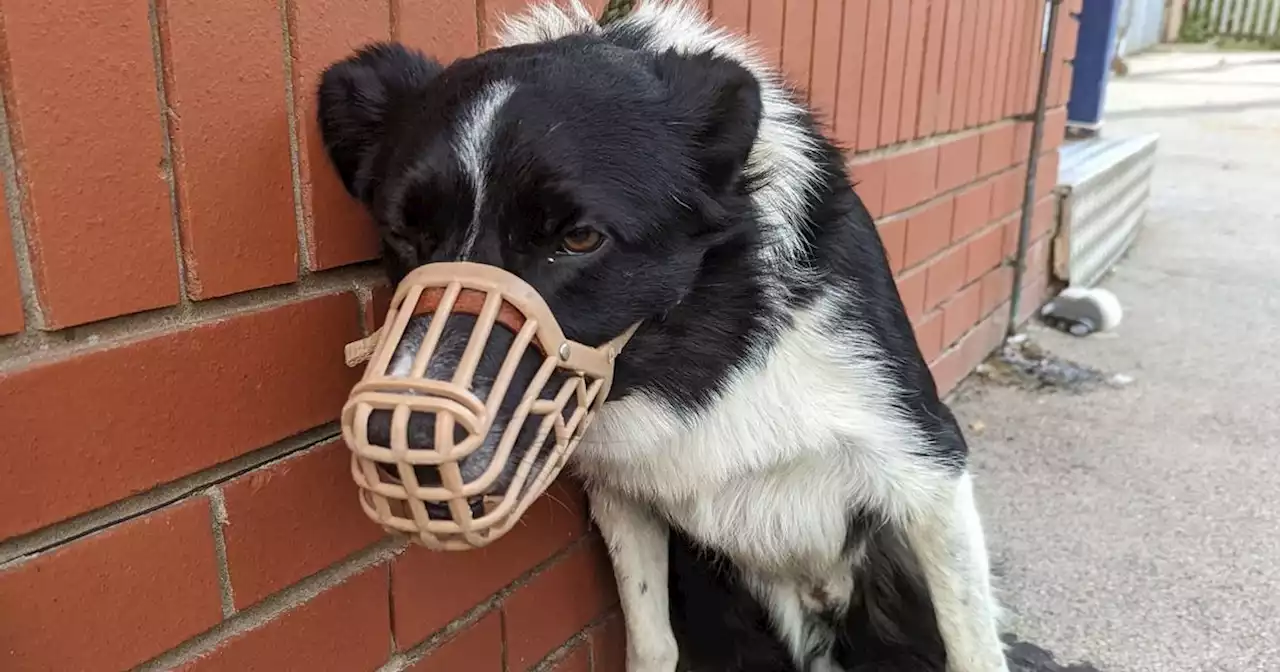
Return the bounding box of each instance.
[559,227,604,255]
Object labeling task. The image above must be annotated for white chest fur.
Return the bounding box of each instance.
[573,292,949,577]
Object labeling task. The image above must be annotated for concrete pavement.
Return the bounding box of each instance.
[952,50,1280,672]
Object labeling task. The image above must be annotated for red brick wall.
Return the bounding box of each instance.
[0,1,1077,670]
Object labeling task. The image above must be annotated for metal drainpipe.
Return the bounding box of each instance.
[1007,0,1064,336]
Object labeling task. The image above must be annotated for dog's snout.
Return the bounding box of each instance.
[424,498,486,520]
[366,310,565,498]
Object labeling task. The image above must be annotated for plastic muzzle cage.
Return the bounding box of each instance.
[340,262,639,551]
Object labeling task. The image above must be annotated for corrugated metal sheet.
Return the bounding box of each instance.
[1053,134,1161,289]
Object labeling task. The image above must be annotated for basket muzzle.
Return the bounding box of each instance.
[340,261,639,551]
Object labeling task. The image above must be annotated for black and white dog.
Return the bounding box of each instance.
[317,1,1008,670]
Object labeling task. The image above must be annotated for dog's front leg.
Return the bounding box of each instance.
[902,470,1009,672]
[588,487,679,672]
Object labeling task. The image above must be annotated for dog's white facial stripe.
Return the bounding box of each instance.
[453,80,517,261]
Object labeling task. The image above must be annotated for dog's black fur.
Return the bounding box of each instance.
[317,14,970,672]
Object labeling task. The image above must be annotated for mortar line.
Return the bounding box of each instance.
[278,0,311,280]
[147,0,192,305]
[205,487,238,618]
[500,605,510,672]
[0,61,44,331]
[528,632,589,672]
[379,536,595,671]
[385,555,399,660]
[844,116,1022,164]
[0,262,383,374]
[0,425,340,567]
[132,539,405,672]
[378,598,502,672]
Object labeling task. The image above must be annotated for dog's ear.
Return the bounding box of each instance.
[653,50,763,196]
[317,42,443,203]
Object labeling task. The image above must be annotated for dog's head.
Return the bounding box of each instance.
[317,19,765,505]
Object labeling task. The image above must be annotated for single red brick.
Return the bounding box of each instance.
[1060,61,1076,108]
[878,0,911,147]
[832,0,869,147]
[288,0,390,271]
[1045,59,1063,108]
[1014,0,1034,114]
[990,166,1028,219]
[1003,0,1027,117]
[1023,1,1048,113]
[903,196,955,269]
[849,158,888,219]
[942,283,981,349]
[1032,194,1058,241]
[978,124,1016,177]
[808,0,846,125]
[925,245,967,310]
[781,0,816,92]
[221,439,386,609]
[990,0,1016,122]
[590,614,626,672]
[952,181,993,242]
[749,0,786,70]
[503,539,620,672]
[0,499,222,672]
[975,312,1009,364]
[1028,229,1052,268]
[897,0,929,142]
[397,0,481,64]
[0,293,362,539]
[1042,107,1068,153]
[711,0,750,33]
[950,0,977,130]
[181,566,390,672]
[966,0,994,127]
[879,217,908,273]
[408,611,503,672]
[966,224,1005,283]
[980,0,1009,124]
[857,0,891,150]
[1002,216,1020,258]
[2,0,179,328]
[896,268,927,322]
[884,146,939,214]
[391,481,588,648]
[915,0,946,138]
[913,310,944,364]
[1055,6,1080,63]
[1036,150,1060,200]
[930,345,966,397]
[981,265,1013,317]
[936,134,980,194]
[158,0,299,301]
[0,207,23,335]
[1014,120,1033,162]
[550,640,592,672]
[935,0,964,132]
